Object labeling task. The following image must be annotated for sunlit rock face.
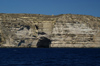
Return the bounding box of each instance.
[0,13,100,48]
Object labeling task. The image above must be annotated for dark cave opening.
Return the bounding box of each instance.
[0,38,1,42]
[18,40,25,46]
[35,25,38,30]
[0,34,2,42]
[38,32,46,35]
[25,26,30,30]
[37,37,51,48]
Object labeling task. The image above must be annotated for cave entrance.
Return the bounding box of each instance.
[37,37,51,48]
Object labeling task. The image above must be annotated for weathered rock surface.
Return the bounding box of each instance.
[0,13,100,48]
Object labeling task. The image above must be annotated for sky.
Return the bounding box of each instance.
[0,0,100,17]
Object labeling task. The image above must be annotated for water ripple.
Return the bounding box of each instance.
[0,48,100,66]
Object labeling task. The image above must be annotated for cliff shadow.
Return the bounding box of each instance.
[37,37,51,48]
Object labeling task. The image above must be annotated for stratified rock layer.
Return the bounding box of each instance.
[0,13,100,48]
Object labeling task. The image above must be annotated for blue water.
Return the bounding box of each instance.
[0,48,100,66]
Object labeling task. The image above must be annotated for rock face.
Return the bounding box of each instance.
[0,13,100,48]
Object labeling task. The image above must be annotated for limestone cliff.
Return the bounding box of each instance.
[0,13,100,48]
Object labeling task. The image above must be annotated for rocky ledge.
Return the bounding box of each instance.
[0,13,100,48]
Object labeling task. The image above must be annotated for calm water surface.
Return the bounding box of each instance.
[0,48,100,66]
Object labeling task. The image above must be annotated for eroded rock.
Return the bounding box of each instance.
[0,13,100,48]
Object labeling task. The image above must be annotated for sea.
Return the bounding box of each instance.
[0,48,100,66]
